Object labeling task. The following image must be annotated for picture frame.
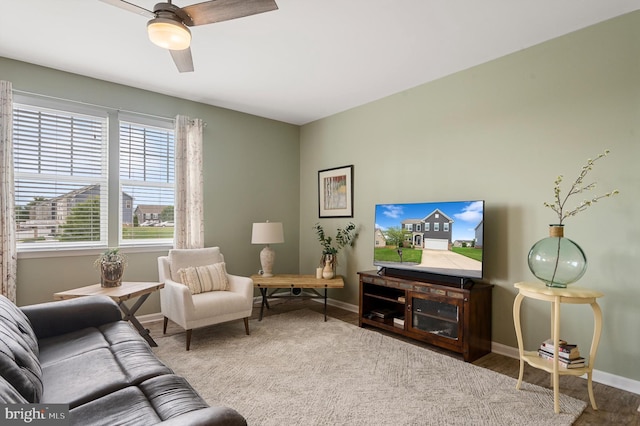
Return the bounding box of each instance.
[318,165,354,218]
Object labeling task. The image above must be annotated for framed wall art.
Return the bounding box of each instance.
[318,165,353,218]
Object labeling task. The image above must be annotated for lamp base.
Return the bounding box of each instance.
[260,245,276,278]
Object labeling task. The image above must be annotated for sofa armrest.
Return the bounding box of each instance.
[159,406,247,426]
[21,296,122,340]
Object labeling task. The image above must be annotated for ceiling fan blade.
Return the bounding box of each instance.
[181,0,278,27]
[98,0,155,19]
[170,48,195,73]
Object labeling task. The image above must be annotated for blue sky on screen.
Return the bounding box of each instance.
[375,201,484,241]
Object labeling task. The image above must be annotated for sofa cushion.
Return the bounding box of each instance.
[70,386,162,426]
[100,321,149,346]
[42,347,129,408]
[70,375,220,426]
[110,340,173,384]
[0,296,42,403]
[178,262,229,294]
[140,375,210,420]
[168,247,223,283]
[38,327,109,367]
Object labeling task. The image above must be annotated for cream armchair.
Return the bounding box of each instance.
[157,247,253,350]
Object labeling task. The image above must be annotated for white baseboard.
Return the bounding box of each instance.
[318,297,359,313]
[141,300,640,396]
[138,312,164,324]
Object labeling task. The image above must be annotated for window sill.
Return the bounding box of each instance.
[17,244,174,259]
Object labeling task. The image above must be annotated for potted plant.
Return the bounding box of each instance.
[313,222,358,279]
[94,248,127,287]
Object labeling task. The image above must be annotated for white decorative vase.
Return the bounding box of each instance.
[322,254,335,279]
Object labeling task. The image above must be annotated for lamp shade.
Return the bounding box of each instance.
[251,222,284,245]
[147,17,191,50]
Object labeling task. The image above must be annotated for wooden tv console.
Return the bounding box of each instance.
[358,270,493,362]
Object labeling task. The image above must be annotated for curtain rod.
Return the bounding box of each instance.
[12,88,177,123]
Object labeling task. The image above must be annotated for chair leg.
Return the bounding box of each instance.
[186,329,192,351]
[244,317,250,335]
[163,317,168,334]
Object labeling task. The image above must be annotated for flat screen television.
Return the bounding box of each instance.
[373,200,484,283]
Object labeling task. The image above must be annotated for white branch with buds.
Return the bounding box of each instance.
[543,150,619,224]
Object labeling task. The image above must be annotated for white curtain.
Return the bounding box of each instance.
[174,115,204,249]
[0,81,16,302]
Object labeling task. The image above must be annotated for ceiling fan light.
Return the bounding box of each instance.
[147,18,191,50]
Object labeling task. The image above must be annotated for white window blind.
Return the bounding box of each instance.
[13,104,108,249]
[119,119,175,244]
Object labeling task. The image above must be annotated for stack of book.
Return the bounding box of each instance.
[538,338,586,369]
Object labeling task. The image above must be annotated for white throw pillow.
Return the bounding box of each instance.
[177,262,229,294]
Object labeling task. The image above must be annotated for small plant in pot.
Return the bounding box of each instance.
[94,248,127,288]
[313,222,358,279]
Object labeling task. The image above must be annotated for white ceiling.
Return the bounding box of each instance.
[1,1,638,125]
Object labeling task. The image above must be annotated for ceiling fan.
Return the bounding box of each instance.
[100,0,278,73]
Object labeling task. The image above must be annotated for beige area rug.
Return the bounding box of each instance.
[152,309,586,426]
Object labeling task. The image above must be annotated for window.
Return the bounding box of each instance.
[434,223,440,232]
[119,118,175,245]
[444,223,449,232]
[13,103,108,250]
[425,222,430,232]
[13,98,175,253]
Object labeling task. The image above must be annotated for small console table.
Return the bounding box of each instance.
[512,282,604,414]
[250,274,344,321]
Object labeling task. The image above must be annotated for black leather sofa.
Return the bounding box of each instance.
[0,294,246,425]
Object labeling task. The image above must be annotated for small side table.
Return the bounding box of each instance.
[250,274,344,321]
[513,282,604,414]
[54,281,164,347]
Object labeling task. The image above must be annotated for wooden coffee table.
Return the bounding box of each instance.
[250,274,344,321]
[54,281,164,347]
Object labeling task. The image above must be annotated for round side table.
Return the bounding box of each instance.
[512,281,604,414]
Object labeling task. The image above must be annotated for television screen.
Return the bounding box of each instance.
[374,200,484,280]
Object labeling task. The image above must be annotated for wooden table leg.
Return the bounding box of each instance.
[512,292,525,390]
[118,293,157,346]
[552,297,561,414]
[324,285,328,321]
[587,301,603,410]
[258,287,268,321]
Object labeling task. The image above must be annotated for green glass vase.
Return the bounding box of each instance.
[527,224,587,288]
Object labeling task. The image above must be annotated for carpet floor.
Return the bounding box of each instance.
[153,309,586,425]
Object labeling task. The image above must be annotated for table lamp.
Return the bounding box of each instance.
[251,221,284,278]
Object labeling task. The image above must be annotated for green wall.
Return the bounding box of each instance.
[2,10,639,386]
[299,11,640,383]
[0,56,300,314]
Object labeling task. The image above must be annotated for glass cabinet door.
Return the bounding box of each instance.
[410,295,461,340]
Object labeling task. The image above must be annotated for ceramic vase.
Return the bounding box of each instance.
[321,254,335,280]
[527,224,587,288]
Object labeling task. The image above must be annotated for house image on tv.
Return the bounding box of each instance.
[402,209,454,251]
[374,229,387,247]
[475,219,483,248]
